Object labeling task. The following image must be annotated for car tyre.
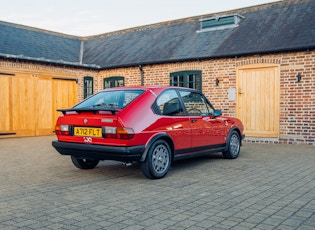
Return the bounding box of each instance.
[222,130,240,159]
[141,140,171,179]
[71,156,99,169]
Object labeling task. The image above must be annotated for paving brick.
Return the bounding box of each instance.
[261,216,286,226]
[0,136,314,229]
[233,221,257,229]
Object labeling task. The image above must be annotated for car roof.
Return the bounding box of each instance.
[101,86,198,94]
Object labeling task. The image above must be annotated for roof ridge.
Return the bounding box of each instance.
[83,0,284,39]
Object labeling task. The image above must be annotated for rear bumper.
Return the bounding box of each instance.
[52,140,144,162]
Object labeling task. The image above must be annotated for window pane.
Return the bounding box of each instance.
[188,74,195,89]
[104,80,110,89]
[104,77,125,89]
[195,74,201,90]
[171,75,184,87]
[115,79,124,87]
[170,71,201,90]
[156,90,183,116]
[84,77,93,98]
[179,91,210,116]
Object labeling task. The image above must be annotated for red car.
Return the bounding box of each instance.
[52,86,245,179]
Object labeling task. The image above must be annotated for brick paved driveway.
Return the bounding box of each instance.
[1,136,314,229]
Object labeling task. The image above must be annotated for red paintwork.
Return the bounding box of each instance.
[55,86,244,151]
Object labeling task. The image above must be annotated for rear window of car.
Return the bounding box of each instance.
[74,90,144,109]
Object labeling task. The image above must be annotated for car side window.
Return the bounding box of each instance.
[156,90,184,116]
[179,91,213,116]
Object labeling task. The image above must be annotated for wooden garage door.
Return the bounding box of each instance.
[0,73,77,137]
[36,76,53,136]
[237,64,280,137]
[52,78,78,128]
[11,74,36,136]
[0,74,13,134]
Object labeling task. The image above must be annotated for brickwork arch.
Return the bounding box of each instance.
[236,57,281,67]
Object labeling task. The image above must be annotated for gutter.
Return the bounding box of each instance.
[0,53,101,69]
[1,46,314,71]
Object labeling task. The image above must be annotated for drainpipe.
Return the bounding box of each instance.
[139,65,144,86]
[79,41,84,64]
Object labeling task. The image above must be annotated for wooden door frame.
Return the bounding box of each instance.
[236,63,280,138]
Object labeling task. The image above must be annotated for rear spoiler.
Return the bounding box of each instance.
[57,107,118,115]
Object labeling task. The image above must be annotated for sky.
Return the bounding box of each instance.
[0,0,280,36]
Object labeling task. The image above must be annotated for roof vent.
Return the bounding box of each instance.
[198,14,244,32]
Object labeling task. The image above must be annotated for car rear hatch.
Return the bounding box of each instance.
[56,109,135,144]
[55,89,145,145]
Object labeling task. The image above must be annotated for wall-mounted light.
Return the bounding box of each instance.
[297,73,302,82]
[139,65,145,86]
[215,78,219,86]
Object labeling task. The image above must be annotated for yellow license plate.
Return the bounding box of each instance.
[74,127,102,137]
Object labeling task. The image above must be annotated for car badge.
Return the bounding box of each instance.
[84,119,88,124]
[102,119,113,123]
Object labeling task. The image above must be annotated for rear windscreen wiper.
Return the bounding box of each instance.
[57,107,118,115]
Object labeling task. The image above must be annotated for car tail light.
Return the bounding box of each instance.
[104,127,117,138]
[55,125,70,135]
[116,127,134,139]
[104,127,134,139]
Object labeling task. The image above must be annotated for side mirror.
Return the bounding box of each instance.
[214,110,222,117]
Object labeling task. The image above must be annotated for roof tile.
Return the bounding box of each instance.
[0,0,314,68]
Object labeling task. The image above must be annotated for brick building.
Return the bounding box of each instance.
[0,0,314,145]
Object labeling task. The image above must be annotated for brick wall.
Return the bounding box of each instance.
[278,51,315,144]
[96,50,315,145]
[1,49,314,145]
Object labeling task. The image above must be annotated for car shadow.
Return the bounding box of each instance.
[86,153,226,180]
[170,152,224,169]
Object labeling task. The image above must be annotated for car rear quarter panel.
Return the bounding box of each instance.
[118,90,158,133]
[117,89,192,150]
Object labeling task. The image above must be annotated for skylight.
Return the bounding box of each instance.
[198,14,244,32]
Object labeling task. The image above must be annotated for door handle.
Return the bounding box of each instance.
[238,87,244,94]
[191,119,197,123]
